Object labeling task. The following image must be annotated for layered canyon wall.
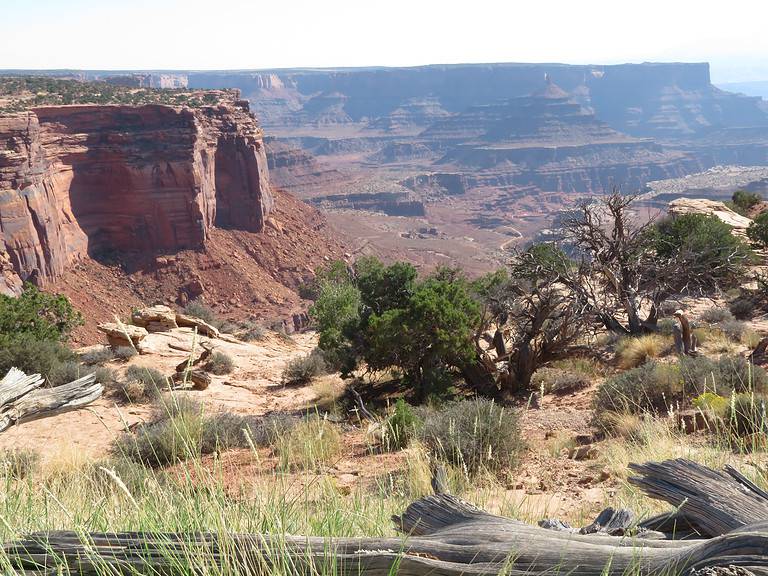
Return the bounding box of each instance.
[0,99,271,295]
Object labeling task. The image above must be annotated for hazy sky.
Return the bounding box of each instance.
[1,0,767,82]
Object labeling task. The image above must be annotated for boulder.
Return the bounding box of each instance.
[97,323,148,351]
[131,305,178,332]
[668,198,752,237]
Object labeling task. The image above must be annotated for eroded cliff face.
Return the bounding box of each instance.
[0,100,271,295]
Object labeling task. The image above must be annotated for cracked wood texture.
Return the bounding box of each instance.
[4,460,768,575]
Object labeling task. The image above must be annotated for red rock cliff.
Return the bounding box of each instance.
[0,99,271,295]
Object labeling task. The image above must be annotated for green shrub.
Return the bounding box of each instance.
[729,297,755,319]
[282,350,327,385]
[748,212,768,248]
[79,347,115,365]
[699,308,735,324]
[657,318,676,336]
[419,398,524,474]
[692,392,730,415]
[113,346,138,361]
[237,321,266,342]
[531,368,590,394]
[47,361,92,386]
[205,351,234,375]
[113,397,256,467]
[0,284,82,342]
[732,190,763,214]
[0,448,40,479]
[593,361,682,428]
[384,399,421,450]
[121,365,168,401]
[718,319,747,340]
[679,355,768,396]
[0,336,75,379]
[727,393,768,437]
[182,300,218,326]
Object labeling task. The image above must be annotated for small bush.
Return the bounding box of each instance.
[79,347,115,365]
[384,399,421,451]
[282,349,327,385]
[747,211,768,248]
[114,397,256,467]
[616,334,668,369]
[275,415,341,470]
[182,300,218,325]
[237,321,266,342]
[205,351,234,375]
[113,346,138,361]
[679,355,768,396]
[550,357,604,378]
[727,393,768,437]
[113,397,205,466]
[718,319,747,340]
[47,361,93,387]
[419,398,524,474]
[0,448,40,479]
[729,298,755,319]
[0,336,75,380]
[532,368,591,395]
[692,392,730,415]
[656,318,676,336]
[699,308,735,324]
[593,361,682,429]
[120,365,168,401]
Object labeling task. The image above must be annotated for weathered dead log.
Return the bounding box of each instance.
[5,493,768,576]
[630,459,768,537]
[5,460,768,575]
[0,368,103,433]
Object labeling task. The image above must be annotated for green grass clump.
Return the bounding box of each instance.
[0,448,40,480]
[384,399,421,451]
[275,415,341,470]
[113,397,257,467]
[418,398,524,475]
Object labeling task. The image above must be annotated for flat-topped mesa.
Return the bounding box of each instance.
[0,97,272,295]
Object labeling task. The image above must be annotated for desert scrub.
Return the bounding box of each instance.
[679,355,768,396]
[119,365,168,402]
[593,361,683,429]
[205,351,234,375]
[113,346,138,361]
[113,397,256,467]
[0,448,40,480]
[615,334,669,369]
[237,320,266,342]
[275,415,341,470]
[384,399,421,451]
[699,307,736,324]
[79,346,115,365]
[726,393,768,438]
[282,349,327,385]
[418,398,524,475]
[531,367,590,395]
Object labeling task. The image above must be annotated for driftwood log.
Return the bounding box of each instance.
[4,459,768,575]
[0,368,103,433]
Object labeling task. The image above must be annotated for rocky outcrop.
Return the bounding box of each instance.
[0,98,271,295]
[668,198,752,236]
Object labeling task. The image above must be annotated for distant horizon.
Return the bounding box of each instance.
[1,0,766,84]
[0,60,765,86]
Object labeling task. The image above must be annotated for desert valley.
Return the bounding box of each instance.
[2,3,768,575]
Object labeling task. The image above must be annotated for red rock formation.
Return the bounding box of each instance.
[0,99,271,295]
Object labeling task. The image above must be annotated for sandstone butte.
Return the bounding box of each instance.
[0,96,272,296]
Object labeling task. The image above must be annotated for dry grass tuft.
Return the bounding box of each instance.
[616,334,669,369]
[275,415,341,470]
